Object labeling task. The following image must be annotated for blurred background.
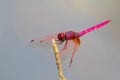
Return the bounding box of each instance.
[0,0,120,80]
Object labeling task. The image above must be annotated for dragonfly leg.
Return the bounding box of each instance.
[69,38,80,67]
[59,40,68,57]
[55,40,64,45]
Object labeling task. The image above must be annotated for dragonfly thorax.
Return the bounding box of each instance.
[65,31,79,40]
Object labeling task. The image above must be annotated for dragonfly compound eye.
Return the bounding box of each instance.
[57,33,65,41]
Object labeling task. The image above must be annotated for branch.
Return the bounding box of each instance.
[52,39,66,80]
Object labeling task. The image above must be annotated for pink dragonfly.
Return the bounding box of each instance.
[29,20,111,67]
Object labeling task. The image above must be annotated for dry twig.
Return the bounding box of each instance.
[52,39,66,80]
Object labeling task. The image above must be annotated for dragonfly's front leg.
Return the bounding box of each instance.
[59,40,68,57]
[61,40,68,51]
[55,40,65,45]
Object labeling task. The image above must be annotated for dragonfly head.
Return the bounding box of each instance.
[57,32,65,41]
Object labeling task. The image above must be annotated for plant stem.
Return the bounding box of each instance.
[52,39,66,80]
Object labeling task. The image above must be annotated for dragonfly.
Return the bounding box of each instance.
[29,20,111,67]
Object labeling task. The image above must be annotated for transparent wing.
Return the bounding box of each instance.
[29,34,59,49]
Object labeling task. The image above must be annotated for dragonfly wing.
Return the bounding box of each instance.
[69,38,80,67]
[29,34,59,49]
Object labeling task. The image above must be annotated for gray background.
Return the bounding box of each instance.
[0,0,120,80]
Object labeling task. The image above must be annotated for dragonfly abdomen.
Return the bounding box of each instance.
[78,20,111,37]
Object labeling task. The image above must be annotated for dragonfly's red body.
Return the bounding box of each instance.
[29,20,111,67]
[57,31,79,42]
